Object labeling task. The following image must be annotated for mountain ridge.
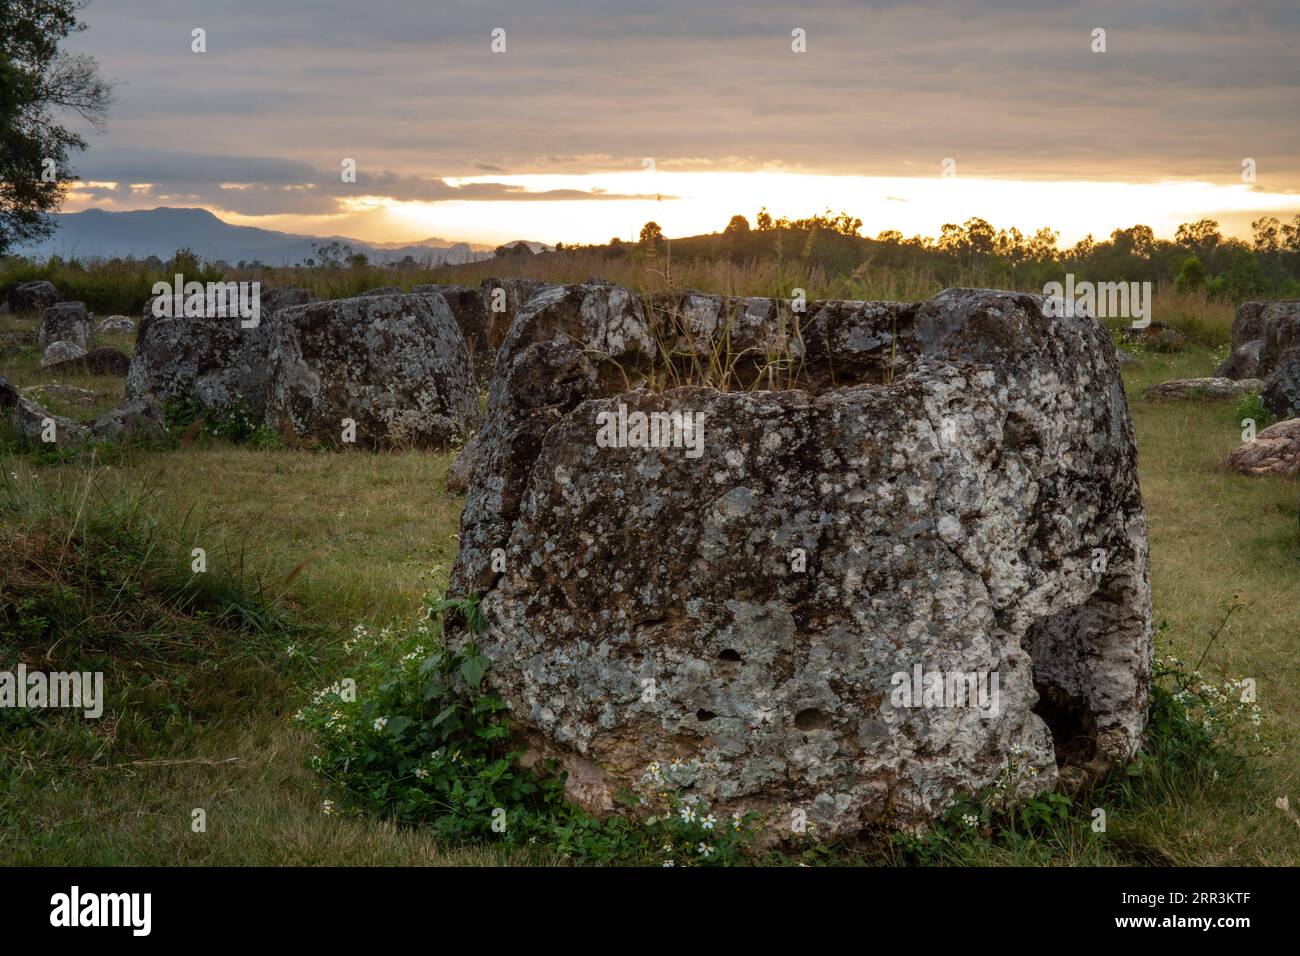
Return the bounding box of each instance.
[16,207,500,266]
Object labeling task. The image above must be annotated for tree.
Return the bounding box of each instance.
[1174,219,1222,259]
[494,241,535,257]
[168,247,201,275]
[311,240,353,268]
[1251,216,1283,254]
[1025,227,1060,261]
[1282,215,1300,254]
[723,214,751,236]
[1174,256,1207,292]
[639,221,664,246]
[1068,234,1096,261]
[1110,224,1156,260]
[1219,249,1267,299]
[0,0,112,255]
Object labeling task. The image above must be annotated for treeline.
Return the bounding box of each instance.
[565,210,1300,301]
[7,211,1300,318]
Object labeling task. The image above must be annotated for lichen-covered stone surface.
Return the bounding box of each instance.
[126,288,314,415]
[9,280,60,314]
[451,282,658,576]
[38,302,93,352]
[126,308,272,415]
[412,283,498,386]
[39,340,89,368]
[1144,377,1262,402]
[264,293,480,449]
[89,394,167,443]
[450,285,1153,839]
[12,397,87,448]
[95,315,137,335]
[1215,340,1262,380]
[1255,301,1300,379]
[1262,348,1300,420]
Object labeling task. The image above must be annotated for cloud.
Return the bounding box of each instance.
[54,0,1300,225]
[65,149,664,215]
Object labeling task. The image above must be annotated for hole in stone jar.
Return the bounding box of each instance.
[717,649,742,662]
[696,709,717,722]
[794,708,828,731]
[1022,609,1103,768]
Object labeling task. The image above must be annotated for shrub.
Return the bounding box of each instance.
[1174,256,1207,292]
[300,596,759,865]
[1234,391,1275,431]
[163,393,280,448]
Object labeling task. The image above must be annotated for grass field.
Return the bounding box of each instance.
[1,292,1297,866]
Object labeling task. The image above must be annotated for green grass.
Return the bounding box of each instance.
[0,458,547,865]
[1,293,1297,866]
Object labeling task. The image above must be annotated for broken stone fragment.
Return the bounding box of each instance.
[95,315,137,335]
[1225,418,1300,478]
[39,340,90,368]
[1143,378,1262,402]
[43,346,131,377]
[12,397,87,448]
[90,394,167,443]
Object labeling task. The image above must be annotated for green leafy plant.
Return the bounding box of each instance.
[163,393,280,448]
[1234,391,1275,431]
[301,601,759,864]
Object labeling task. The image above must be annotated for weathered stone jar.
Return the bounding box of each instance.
[265,292,482,449]
[450,285,1153,840]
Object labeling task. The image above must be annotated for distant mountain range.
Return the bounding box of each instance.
[16,207,504,266]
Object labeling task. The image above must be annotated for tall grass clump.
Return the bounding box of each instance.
[0,459,312,764]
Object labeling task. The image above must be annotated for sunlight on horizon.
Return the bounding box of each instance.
[174,171,1300,249]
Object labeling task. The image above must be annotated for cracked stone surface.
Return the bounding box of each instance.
[448,285,1153,839]
[9,281,60,314]
[128,305,274,415]
[39,302,93,352]
[1144,377,1262,402]
[1225,418,1300,478]
[12,397,87,448]
[1262,348,1300,420]
[264,292,480,449]
[127,288,317,416]
[1255,301,1300,379]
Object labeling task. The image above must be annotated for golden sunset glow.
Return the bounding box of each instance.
[201,172,1300,249]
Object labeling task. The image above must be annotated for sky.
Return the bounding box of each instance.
[58,0,1300,247]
